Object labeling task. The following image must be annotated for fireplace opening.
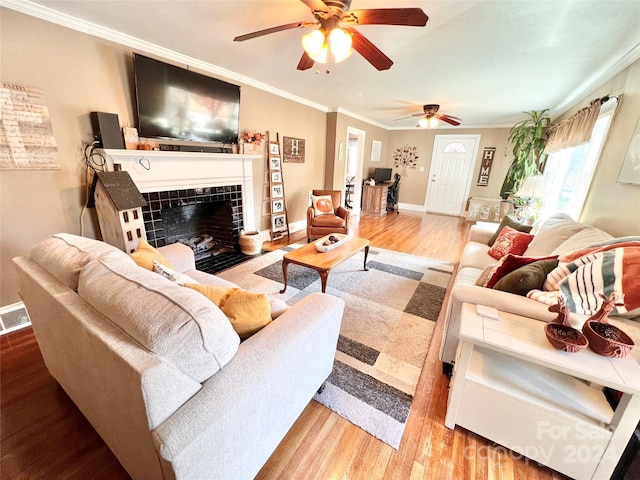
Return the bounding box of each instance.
[141,185,254,274]
[162,201,235,261]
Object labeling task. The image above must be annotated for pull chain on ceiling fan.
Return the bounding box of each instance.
[233,0,428,71]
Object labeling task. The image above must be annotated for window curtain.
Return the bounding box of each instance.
[544,98,602,153]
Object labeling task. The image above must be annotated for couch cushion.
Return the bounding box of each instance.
[551,227,614,256]
[459,242,494,270]
[524,213,589,256]
[29,233,129,290]
[455,266,485,286]
[487,215,533,247]
[78,255,240,383]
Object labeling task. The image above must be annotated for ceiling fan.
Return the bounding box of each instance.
[397,104,462,127]
[233,0,428,71]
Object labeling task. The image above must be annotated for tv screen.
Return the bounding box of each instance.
[373,168,392,183]
[133,54,240,144]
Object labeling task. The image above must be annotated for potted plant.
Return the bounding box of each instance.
[500,109,552,198]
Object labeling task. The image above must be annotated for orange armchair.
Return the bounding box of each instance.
[307,189,351,242]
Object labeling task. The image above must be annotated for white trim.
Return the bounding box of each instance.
[424,134,481,215]
[1,0,329,115]
[0,301,31,335]
[101,149,259,231]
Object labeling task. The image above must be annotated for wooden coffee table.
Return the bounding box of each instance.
[280,235,370,293]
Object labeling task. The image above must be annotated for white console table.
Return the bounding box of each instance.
[445,303,640,480]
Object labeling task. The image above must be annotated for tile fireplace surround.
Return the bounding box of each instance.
[101,149,260,270]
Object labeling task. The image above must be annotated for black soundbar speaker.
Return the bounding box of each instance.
[90,112,125,149]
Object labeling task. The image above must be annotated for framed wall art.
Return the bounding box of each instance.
[272,199,285,214]
[271,171,282,183]
[1,83,60,170]
[617,116,640,185]
[283,136,305,163]
[371,140,382,162]
[271,184,283,199]
[272,214,287,232]
[270,156,281,170]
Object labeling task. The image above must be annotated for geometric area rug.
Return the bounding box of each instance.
[217,244,453,449]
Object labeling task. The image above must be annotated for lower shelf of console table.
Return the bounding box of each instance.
[445,303,640,480]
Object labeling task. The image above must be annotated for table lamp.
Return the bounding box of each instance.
[515,174,545,224]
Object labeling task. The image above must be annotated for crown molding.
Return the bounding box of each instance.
[1,0,330,115]
[552,40,640,116]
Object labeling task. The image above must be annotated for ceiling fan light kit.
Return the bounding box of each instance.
[301,26,353,64]
[233,0,428,71]
[418,117,439,129]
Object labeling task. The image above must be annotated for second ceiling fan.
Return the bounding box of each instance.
[397,104,462,127]
[233,0,428,71]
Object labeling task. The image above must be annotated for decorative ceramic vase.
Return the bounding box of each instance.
[239,230,262,255]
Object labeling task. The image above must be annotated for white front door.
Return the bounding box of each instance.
[424,135,480,215]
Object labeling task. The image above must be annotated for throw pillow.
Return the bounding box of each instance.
[184,283,271,339]
[311,195,335,216]
[487,215,533,247]
[152,260,194,285]
[487,226,535,260]
[130,238,174,271]
[475,264,498,287]
[493,258,560,296]
[485,253,559,289]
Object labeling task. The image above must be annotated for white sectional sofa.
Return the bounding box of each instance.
[13,233,345,480]
[440,213,640,372]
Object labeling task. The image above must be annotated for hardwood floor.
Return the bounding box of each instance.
[1,211,566,479]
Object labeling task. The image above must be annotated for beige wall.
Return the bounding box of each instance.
[553,59,640,237]
[384,128,511,206]
[0,9,325,305]
[2,8,639,307]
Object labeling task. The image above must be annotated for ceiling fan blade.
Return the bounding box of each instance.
[299,0,330,13]
[346,28,393,71]
[347,8,428,26]
[394,114,422,121]
[436,113,461,126]
[296,51,315,70]
[234,21,314,42]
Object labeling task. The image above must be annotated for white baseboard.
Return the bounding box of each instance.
[257,219,306,242]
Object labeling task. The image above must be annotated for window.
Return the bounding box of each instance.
[541,99,618,220]
[443,142,466,153]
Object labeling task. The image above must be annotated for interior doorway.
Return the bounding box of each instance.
[424,134,480,216]
[345,126,365,215]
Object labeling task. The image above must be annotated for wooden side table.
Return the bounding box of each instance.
[445,303,640,480]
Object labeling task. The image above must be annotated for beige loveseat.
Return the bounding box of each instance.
[440,213,640,371]
[13,233,345,480]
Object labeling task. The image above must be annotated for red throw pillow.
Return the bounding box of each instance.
[487,226,535,260]
[485,253,559,288]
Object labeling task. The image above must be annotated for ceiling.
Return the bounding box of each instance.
[8,0,640,129]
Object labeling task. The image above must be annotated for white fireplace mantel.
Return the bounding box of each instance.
[101,149,261,230]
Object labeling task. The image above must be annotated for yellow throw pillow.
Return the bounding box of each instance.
[130,238,174,271]
[184,283,271,339]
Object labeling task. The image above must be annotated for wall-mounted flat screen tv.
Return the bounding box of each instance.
[133,53,240,144]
